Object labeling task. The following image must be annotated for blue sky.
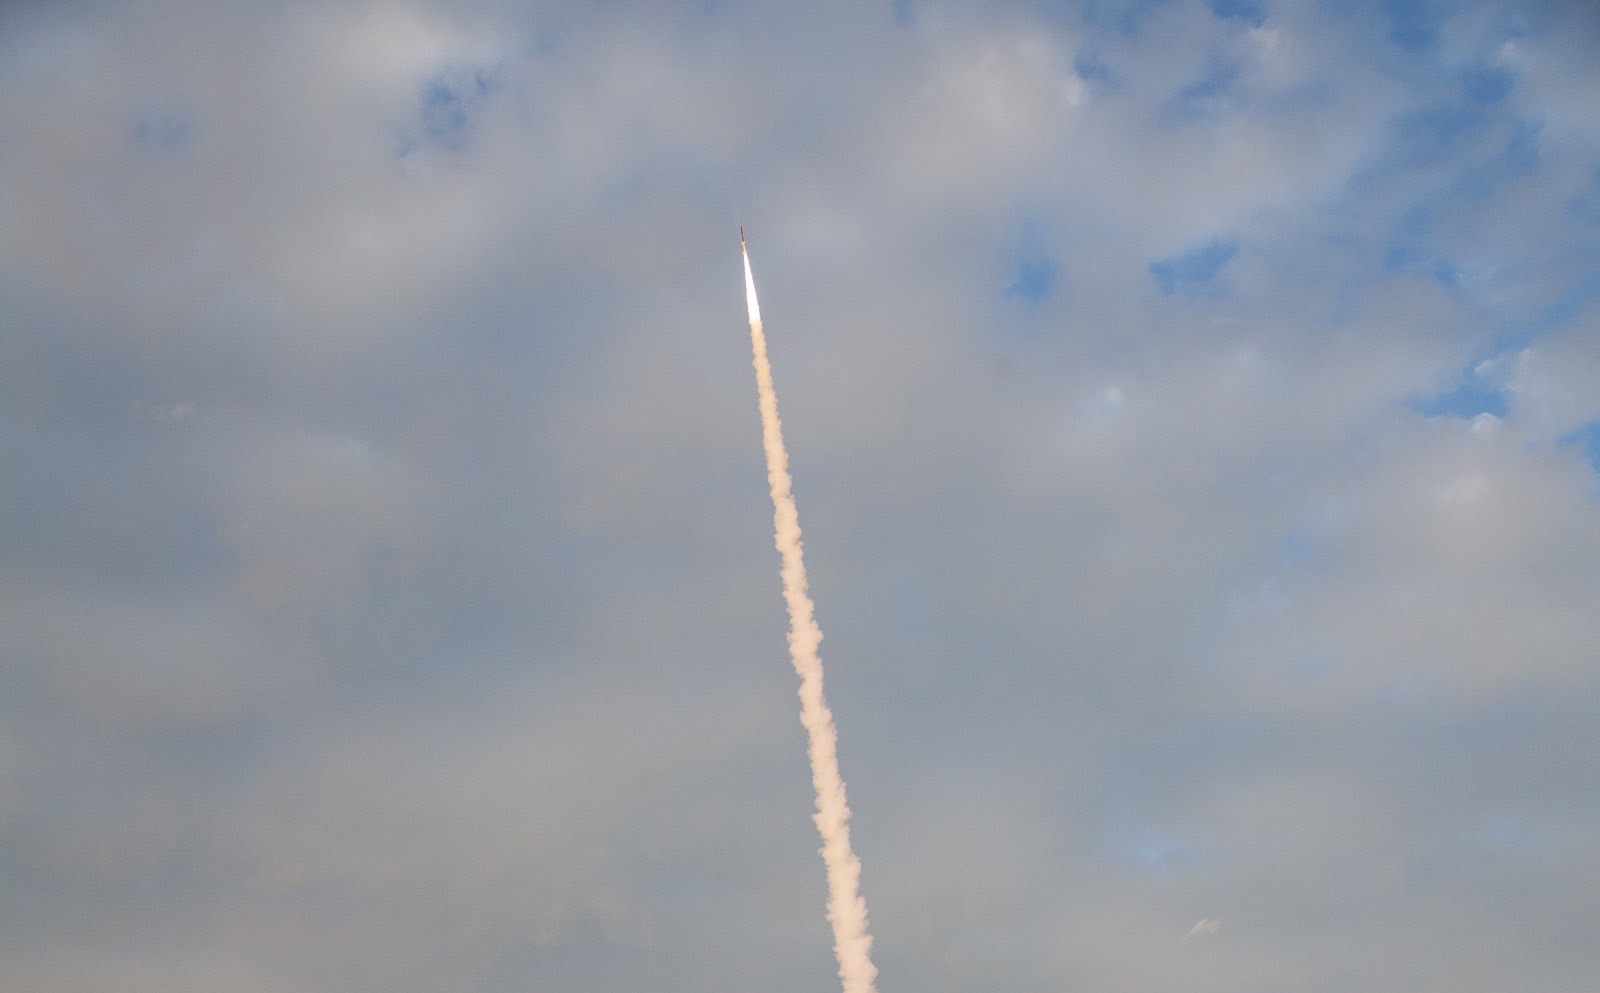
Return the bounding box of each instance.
[2,1,1599,991]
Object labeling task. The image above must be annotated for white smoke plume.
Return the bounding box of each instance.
[743,236,880,993]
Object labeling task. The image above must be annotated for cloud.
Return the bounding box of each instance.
[3,2,1600,992]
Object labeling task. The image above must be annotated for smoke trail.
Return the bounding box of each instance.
[743,236,880,993]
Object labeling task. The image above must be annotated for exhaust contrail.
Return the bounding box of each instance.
[742,229,879,993]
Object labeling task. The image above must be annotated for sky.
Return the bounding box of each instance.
[2,0,1599,991]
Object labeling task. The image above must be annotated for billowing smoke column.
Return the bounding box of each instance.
[742,230,880,993]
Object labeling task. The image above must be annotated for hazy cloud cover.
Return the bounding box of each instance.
[2,1,1598,990]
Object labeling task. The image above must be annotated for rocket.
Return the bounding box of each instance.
[740,224,746,251]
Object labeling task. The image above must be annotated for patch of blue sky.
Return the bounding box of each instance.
[1275,530,1315,570]
[411,65,504,155]
[1502,119,1540,174]
[996,213,1062,307]
[421,79,472,152]
[1381,228,1477,294]
[1006,258,1058,303]
[1532,275,1600,334]
[1208,0,1267,28]
[1409,334,1526,419]
[1384,65,1518,177]
[1166,61,1242,122]
[1429,127,1540,212]
[1461,62,1514,105]
[1077,0,1175,36]
[1567,167,1600,225]
[1349,133,1520,256]
[132,106,196,152]
[1383,0,1449,52]
[1149,238,1238,295]
[1429,257,1468,289]
[1412,379,1509,419]
[1375,116,1543,287]
[891,0,915,26]
[1381,205,1430,274]
[1405,277,1596,421]
[1455,117,1543,196]
[1098,828,1201,875]
[1558,421,1600,475]
[1073,51,1115,88]
[1392,102,1491,163]
[1347,30,1527,184]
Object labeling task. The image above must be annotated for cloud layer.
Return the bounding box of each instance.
[3,1,1599,991]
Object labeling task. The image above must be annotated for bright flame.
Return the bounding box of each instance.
[744,239,879,993]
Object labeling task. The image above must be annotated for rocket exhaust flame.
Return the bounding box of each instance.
[742,232,880,993]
